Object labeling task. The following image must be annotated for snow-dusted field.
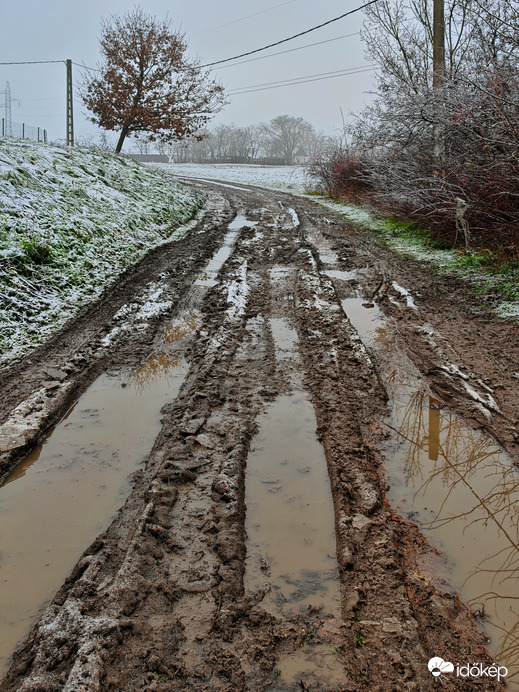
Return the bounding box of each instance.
[150,162,310,195]
[0,140,199,364]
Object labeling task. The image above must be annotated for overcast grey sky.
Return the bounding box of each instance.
[0,0,376,145]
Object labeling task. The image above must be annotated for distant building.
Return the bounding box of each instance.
[127,154,169,163]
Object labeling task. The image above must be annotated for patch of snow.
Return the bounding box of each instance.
[495,302,519,320]
[440,362,500,412]
[0,140,199,365]
[440,363,469,380]
[100,283,171,347]
[288,208,300,227]
[303,195,518,324]
[392,282,417,309]
[462,381,500,412]
[0,382,72,454]
[225,261,249,320]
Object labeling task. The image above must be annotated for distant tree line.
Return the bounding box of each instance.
[307,0,519,256]
[143,115,325,166]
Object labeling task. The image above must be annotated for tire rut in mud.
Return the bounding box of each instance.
[1,181,516,691]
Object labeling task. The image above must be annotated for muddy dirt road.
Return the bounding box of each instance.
[0,179,518,691]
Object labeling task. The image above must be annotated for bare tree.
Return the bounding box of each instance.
[361,0,474,95]
[261,115,315,164]
[321,0,519,254]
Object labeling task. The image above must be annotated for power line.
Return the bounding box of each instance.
[194,0,300,35]
[70,29,364,76]
[0,60,64,65]
[229,66,375,95]
[73,34,362,76]
[215,32,361,69]
[228,64,374,91]
[72,61,100,72]
[200,0,379,68]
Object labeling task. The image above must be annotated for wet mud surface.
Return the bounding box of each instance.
[0,179,518,690]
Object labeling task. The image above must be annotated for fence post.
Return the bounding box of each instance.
[66,59,74,146]
[22,122,25,139]
[37,127,40,142]
[44,129,47,144]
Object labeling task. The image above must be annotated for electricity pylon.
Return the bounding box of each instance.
[1,82,19,136]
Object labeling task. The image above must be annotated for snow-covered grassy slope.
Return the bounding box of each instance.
[0,140,200,365]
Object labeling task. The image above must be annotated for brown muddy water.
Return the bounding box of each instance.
[245,393,339,617]
[245,301,344,685]
[0,212,258,675]
[341,295,519,689]
[245,393,345,687]
[0,357,188,675]
[0,211,252,674]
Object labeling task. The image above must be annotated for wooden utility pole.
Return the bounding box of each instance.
[66,59,74,146]
[432,0,445,161]
[432,0,445,88]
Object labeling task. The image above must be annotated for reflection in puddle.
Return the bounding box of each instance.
[0,358,187,675]
[385,388,519,689]
[163,310,201,344]
[341,297,390,344]
[129,353,188,392]
[341,297,519,688]
[245,394,339,617]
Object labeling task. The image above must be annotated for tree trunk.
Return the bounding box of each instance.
[115,127,129,154]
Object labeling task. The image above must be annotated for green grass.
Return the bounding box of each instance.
[307,191,519,319]
[0,139,201,364]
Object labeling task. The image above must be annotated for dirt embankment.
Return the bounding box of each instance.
[0,180,518,691]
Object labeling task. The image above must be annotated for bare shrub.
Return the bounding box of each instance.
[306,140,372,197]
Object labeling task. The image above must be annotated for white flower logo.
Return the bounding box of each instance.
[428,657,455,677]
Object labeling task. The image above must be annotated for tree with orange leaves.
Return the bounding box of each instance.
[82,7,225,153]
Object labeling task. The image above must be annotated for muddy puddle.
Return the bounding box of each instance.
[324,269,359,282]
[273,645,347,689]
[244,392,344,687]
[341,297,388,344]
[341,296,519,688]
[0,356,188,674]
[244,393,339,616]
[270,317,298,357]
[306,227,339,265]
